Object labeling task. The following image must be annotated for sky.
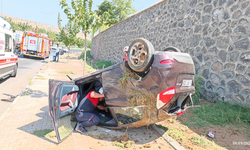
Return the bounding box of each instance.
[1,0,161,27]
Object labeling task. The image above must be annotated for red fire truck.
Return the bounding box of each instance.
[20,32,50,59]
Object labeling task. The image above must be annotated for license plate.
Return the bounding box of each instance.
[182,79,192,86]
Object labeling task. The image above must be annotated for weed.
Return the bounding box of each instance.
[80,50,114,70]
[36,78,47,80]
[35,75,47,80]
[192,74,204,105]
[183,101,250,127]
[180,126,188,131]
[59,71,75,74]
[191,136,215,148]
[21,88,33,95]
[156,124,168,131]
[167,127,187,143]
[112,141,134,148]
[119,70,131,90]
[28,77,33,85]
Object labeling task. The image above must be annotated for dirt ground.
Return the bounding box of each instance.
[177,109,250,150]
[45,53,174,150]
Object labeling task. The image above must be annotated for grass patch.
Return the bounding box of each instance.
[35,77,47,80]
[182,101,250,127]
[21,88,33,95]
[28,77,32,85]
[156,123,218,149]
[80,50,114,69]
[167,127,187,143]
[191,136,215,148]
[192,75,204,105]
[59,71,75,74]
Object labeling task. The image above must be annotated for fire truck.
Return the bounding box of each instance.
[21,32,50,59]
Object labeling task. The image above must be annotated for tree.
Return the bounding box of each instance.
[47,31,56,45]
[58,12,80,63]
[60,0,97,75]
[94,0,136,29]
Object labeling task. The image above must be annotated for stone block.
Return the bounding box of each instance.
[205,37,215,48]
[212,28,220,37]
[227,0,235,7]
[223,11,229,20]
[202,69,210,79]
[219,0,226,6]
[202,15,211,24]
[232,10,242,19]
[242,3,249,11]
[190,35,199,47]
[189,0,197,8]
[216,87,225,97]
[234,38,250,50]
[236,64,246,73]
[204,5,213,14]
[206,81,215,90]
[223,63,235,71]
[212,61,223,72]
[234,26,246,34]
[208,47,218,54]
[211,73,220,84]
[229,52,239,62]
[213,8,224,20]
[227,80,241,93]
[230,5,239,12]
[222,71,234,79]
[236,74,250,86]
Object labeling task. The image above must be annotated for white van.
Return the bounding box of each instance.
[0,17,18,79]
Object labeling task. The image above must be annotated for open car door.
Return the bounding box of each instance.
[48,79,80,143]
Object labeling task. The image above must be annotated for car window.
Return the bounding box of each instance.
[113,106,145,125]
[5,34,12,52]
[0,33,5,52]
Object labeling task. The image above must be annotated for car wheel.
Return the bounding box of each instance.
[163,46,181,52]
[11,64,17,77]
[127,38,155,72]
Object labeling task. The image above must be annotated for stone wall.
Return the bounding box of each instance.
[91,0,250,106]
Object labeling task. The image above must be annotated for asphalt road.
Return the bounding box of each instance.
[0,55,49,117]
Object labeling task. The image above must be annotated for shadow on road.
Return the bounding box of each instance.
[0,76,10,84]
[20,88,48,98]
[1,93,17,102]
[18,106,58,144]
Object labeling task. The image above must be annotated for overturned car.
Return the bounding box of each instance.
[49,38,195,143]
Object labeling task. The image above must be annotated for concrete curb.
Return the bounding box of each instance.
[152,124,186,150]
[0,61,49,121]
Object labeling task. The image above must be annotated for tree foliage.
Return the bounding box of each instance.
[58,14,80,48]
[60,0,97,75]
[95,0,136,27]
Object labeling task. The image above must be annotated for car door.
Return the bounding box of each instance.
[49,79,80,143]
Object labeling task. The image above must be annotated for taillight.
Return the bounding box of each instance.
[160,60,174,64]
[156,86,176,109]
[160,54,174,64]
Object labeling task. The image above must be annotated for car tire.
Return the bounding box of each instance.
[127,38,155,72]
[10,64,17,77]
[163,46,181,52]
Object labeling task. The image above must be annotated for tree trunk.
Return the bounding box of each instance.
[84,33,87,76]
[68,45,70,63]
